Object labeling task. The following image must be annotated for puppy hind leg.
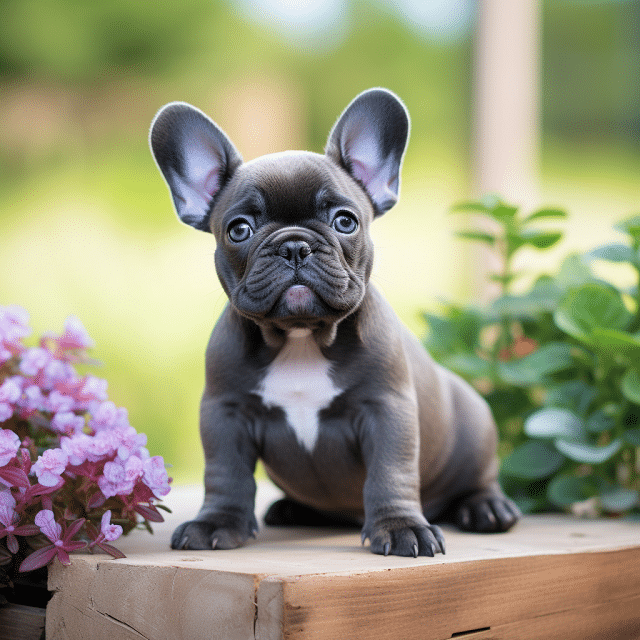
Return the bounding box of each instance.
[452,484,521,533]
[264,498,360,528]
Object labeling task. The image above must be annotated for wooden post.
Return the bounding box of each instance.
[473,0,541,201]
[470,0,541,301]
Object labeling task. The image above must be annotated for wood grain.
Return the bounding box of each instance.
[45,484,640,640]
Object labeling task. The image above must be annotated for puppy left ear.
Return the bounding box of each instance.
[150,102,242,232]
[326,88,409,216]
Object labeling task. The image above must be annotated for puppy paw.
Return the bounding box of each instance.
[455,491,521,533]
[362,517,446,557]
[171,515,258,550]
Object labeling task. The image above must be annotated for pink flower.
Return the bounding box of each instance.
[98,460,134,498]
[143,456,171,498]
[114,425,147,461]
[0,429,20,467]
[41,359,75,389]
[0,378,22,422]
[0,377,22,404]
[51,411,85,435]
[0,404,13,423]
[86,509,126,559]
[46,391,76,414]
[19,348,52,376]
[34,509,61,541]
[89,401,128,431]
[60,434,93,466]
[80,377,108,403]
[0,306,30,364]
[19,510,86,571]
[44,316,94,358]
[100,510,123,542]
[85,430,117,462]
[18,385,45,415]
[0,491,39,553]
[32,448,68,486]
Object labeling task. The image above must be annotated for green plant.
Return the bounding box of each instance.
[424,197,640,516]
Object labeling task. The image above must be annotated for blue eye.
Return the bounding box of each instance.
[332,212,358,234]
[228,220,253,243]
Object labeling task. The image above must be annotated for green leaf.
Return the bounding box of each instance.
[519,230,563,250]
[545,380,598,416]
[450,201,492,214]
[585,408,617,434]
[615,214,640,239]
[454,231,497,245]
[498,342,575,386]
[621,368,640,405]
[492,277,562,316]
[600,487,639,512]
[623,427,640,446]
[547,475,599,507]
[554,284,632,342]
[441,353,492,379]
[555,254,595,292]
[501,441,565,479]
[525,408,584,440]
[522,208,567,223]
[590,328,640,360]
[585,243,635,264]
[491,205,518,222]
[554,438,622,464]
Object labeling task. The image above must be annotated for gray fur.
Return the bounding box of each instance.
[150,88,519,557]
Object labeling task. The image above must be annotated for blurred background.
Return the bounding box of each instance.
[0,0,638,482]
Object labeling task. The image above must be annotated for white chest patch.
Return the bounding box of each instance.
[256,329,341,452]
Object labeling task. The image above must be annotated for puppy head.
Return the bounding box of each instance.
[150,88,409,346]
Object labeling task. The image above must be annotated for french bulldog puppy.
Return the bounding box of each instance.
[150,88,520,557]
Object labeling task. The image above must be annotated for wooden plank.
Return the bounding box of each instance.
[45,484,640,640]
[260,547,640,639]
[0,603,46,640]
[46,560,258,640]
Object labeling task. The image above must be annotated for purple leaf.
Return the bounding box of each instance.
[19,545,57,572]
[13,524,41,536]
[97,542,126,559]
[7,535,18,554]
[134,504,164,523]
[64,518,86,541]
[0,467,30,489]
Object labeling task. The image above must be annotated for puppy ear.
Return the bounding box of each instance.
[325,88,409,216]
[150,102,242,232]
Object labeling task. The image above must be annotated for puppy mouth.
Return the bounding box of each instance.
[282,284,318,316]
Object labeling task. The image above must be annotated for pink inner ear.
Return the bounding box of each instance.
[201,169,221,204]
[350,159,373,188]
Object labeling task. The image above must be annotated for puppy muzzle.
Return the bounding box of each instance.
[229,227,364,327]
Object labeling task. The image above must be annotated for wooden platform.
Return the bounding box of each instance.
[45,484,640,640]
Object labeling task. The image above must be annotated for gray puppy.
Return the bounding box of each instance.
[150,88,519,557]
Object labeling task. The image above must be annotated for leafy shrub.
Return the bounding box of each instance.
[424,197,640,516]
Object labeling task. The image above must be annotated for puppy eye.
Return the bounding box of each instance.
[227,220,253,243]
[332,212,358,234]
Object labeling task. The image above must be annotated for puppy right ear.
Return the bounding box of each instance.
[150,102,242,232]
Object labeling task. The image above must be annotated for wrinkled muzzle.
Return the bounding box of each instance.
[230,227,365,327]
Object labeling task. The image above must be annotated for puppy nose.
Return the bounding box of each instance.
[278,239,312,265]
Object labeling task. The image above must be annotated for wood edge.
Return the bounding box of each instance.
[256,577,284,640]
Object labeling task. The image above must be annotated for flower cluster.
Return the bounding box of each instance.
[0,306,171,573]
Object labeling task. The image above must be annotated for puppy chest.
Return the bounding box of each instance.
[256,333,341,452]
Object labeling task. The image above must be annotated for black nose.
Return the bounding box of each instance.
[278,239,312,266]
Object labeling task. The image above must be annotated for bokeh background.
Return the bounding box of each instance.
[0,0,638,483]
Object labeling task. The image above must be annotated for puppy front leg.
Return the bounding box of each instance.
[360,400,445,557]
[171,394,259,550]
